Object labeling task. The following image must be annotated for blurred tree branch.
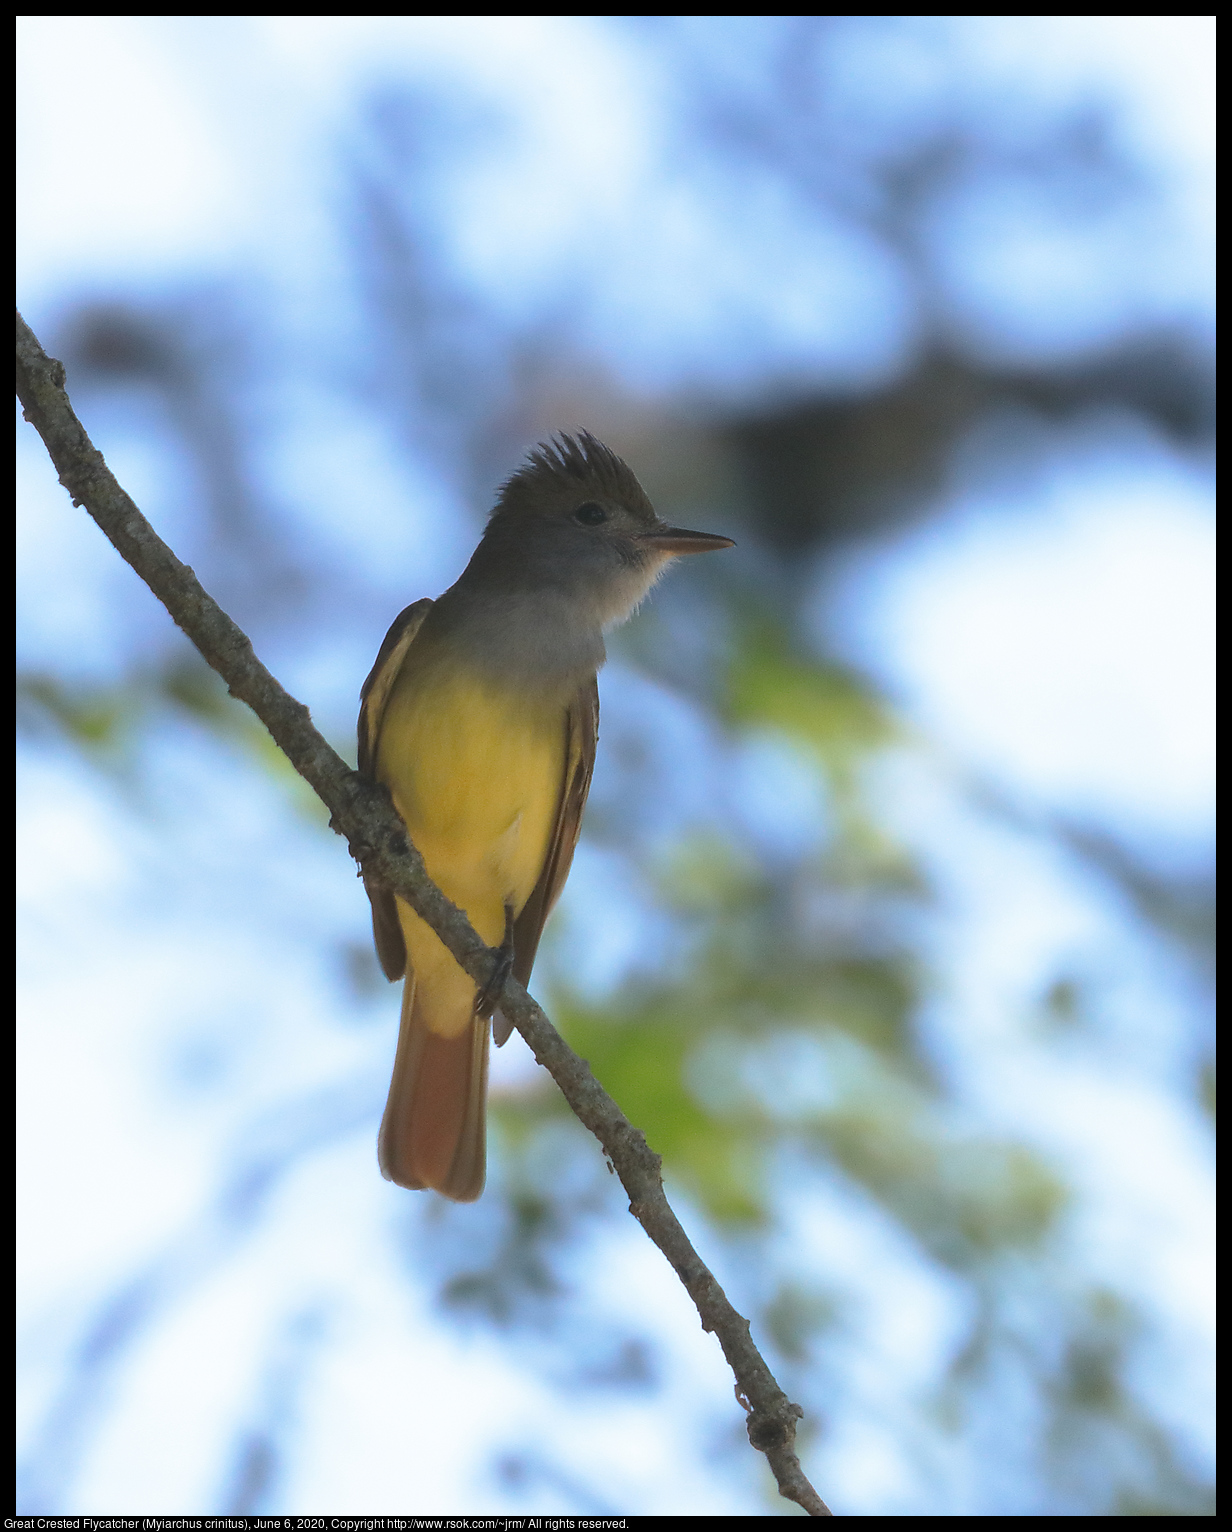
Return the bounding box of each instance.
[16,308,831,1517]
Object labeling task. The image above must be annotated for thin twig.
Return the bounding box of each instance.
[16,308,832,1516]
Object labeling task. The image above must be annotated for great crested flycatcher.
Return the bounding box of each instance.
[358,431,734,1200]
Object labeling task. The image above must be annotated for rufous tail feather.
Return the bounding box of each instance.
[377,975,489,1201]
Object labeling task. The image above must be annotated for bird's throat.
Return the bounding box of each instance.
[423,586,608,697]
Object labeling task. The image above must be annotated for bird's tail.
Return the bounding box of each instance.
[377,972,489,1201]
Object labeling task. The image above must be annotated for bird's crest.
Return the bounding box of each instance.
[495,430,653,520]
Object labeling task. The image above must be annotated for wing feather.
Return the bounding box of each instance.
[357,599,434,980]
[494,674,599,1045]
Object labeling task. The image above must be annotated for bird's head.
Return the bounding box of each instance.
[471,431,734,628]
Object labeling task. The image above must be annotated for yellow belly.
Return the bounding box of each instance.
[376,655,564,1036]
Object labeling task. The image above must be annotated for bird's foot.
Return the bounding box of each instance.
[474,903,516,1021]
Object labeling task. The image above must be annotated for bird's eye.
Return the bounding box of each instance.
[573,501,608,526]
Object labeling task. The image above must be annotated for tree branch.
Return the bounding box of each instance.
[16,308,832,1517]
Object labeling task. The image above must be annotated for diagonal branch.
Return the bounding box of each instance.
[16,308,832,1517]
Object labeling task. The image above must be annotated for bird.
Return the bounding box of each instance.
[357,430,734,1199]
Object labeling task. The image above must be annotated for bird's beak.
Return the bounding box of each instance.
[636,525,736,555]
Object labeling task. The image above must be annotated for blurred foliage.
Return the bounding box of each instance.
[725,340,1216,551]
[18,657,336,824]
[486,618,1067,1301]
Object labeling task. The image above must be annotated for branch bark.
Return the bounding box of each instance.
[16,308,832,1517]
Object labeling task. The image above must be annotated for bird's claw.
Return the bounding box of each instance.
[474,903,516,1020]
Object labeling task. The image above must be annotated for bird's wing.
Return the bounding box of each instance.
[494,674,599,1045]
[357,598,435,981]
